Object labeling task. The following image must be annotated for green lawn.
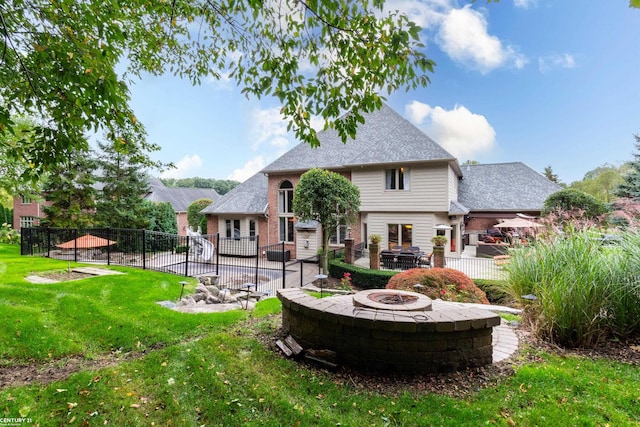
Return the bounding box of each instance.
[1,244,640,426]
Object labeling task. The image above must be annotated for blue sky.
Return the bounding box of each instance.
[127,0,640,185]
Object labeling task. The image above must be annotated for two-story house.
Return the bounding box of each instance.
[203,103,560,259]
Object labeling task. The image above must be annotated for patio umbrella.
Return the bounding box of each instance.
[56,234,117,249]
[494,218,542,229]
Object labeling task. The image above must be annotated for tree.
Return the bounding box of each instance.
[40,150,97,228]
[94,138,152,229]
[0,116,42,194]
[293,168,360,274]
[1,0,433,180]
[161,177,239,195]
[542,188,609,219]
[146,201,178,234]
[187,198,213,233]
[570,163,625,203]
[543,165,563,186]
[615,135,640,200]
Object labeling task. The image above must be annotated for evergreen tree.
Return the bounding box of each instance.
[146,201,178,234]
[615,135,640,200]
[40,150,97,228]
[94,137,153,229]
[543,165,563,186]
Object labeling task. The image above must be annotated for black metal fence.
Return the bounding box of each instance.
[21,227,291,296]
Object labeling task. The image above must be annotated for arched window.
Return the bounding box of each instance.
[278,181,294,242]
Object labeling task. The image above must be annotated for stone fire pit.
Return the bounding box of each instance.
[277,288,501,373]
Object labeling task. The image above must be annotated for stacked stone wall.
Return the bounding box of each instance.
[278,288,500,373]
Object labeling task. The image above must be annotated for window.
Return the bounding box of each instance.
[278,181,295,242]
[278,181,294,214]
[249,219,256,241]
[21,195,32,204]
[225,219,240,239]
[329,222,348,245]
[385,167,410,190]
[279,217,294,242]
[20,216,37,229]
[387,223,413,249]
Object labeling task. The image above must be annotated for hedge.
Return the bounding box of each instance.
[328,258,398,289]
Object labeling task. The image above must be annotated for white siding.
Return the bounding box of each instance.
[448,166,459,202]
[365,212,435,252]
[353,164,450,212]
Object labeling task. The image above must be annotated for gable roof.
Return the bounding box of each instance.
[201,173,268,215]
[262,103,459,174]
[458,162,562,212]
[145,178,219,212]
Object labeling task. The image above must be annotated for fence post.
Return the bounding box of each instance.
[299,260,304,288]
[184,235,190,277]
[254,234,259,288]
[46,228,51,257]
[74,228,78,263]
[215,233,219,276]
[281,241,286,289]
[142,229,146,271]
[106,228,111,266]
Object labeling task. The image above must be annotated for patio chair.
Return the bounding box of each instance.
[407,246,421,254]
[390,245,403,253]
[397,252,417,270]
[380,250,397,269]
[417,252,432,268]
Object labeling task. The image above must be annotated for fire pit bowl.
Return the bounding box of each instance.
[352,289,432,311]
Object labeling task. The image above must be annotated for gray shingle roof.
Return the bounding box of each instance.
[201,173,268,215]
[458,162,562,212]
[449,200,470,216]
[262,103,457,173]
[145,178,219,212]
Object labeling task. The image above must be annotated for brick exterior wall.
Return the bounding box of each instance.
[12,197,50,230]
[266,171,361,259]
[278,288,500,373]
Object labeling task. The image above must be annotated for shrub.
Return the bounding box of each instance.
[386,268,489,304]
[0,223,20,244]
[503,228,640,348]
[328,258,397,289]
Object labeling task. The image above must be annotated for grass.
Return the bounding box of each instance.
[503,229,640,347]
[2,244,640,426]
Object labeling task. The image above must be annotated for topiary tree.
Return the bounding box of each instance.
[293,168,360,274]
[386,268,489,304]
[542,188,609,219]
[187,198,213,234]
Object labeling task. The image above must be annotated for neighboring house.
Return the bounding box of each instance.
[458,162,562,244]
[144,177,220,235]
[203,104,560,260]
[13,177,219,235]
[201,172,268,240]
[12,195,49,231]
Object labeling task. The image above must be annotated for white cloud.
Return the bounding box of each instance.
[382,0,449,29]
[405,100,496,160]
[538,53,576,73]
[437,5,527,73]
[405,100,432,124]
[513,0,537,9]
[228,156,266,182]
[160,154,203,179]
[249,107,291,150]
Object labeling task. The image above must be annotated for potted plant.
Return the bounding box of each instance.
[431,235,448,247]
[431,235,447,268]
[369,234,382,270]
